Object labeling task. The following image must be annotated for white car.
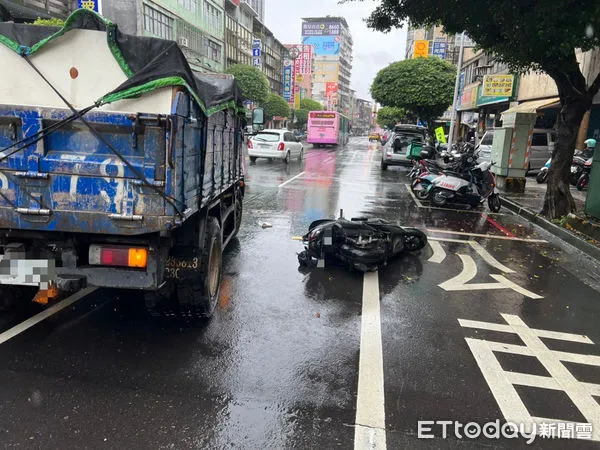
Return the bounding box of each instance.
[248,129,304,164]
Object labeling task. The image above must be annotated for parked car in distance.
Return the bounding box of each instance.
[381,124,428,169]
[293,129,307,141]
[477,129,494,164]
[477,128,556,171]
[369,132,381,142]
[248,129,304,164]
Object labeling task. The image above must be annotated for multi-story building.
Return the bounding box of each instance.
[354,98,373,135]
[301,17,353,115]
[405,24,476,65]
[102,0,226,73]
[224,0,255,68]
[253,16,284,95]
[240,0,262,23]
[0,0,73,21]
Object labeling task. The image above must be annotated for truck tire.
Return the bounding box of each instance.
[232,197,243,238]
[177,217,222,319]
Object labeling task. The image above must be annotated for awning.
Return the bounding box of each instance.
[502,97,560,114]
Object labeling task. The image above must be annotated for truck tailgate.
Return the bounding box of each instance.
[0,106,172,235]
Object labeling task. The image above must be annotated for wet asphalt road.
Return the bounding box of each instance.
[1,137,600,449]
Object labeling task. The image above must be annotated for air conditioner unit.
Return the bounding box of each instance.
[178,37,189,48]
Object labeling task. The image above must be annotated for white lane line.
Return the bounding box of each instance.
[0,286,98,345]
[355,271,387,450]
[428,241,446,264]
[404,184,423,207]
[278,171,306,188]
[426,229,548,243]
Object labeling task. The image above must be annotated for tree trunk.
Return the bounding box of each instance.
[541,57,593,219]
[541,98,586,218]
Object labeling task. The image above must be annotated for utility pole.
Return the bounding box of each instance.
[447,31,465,150]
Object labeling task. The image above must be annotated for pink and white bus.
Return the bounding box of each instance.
[307,111,350,147]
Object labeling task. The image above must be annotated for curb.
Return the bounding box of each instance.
[502,197,600,262]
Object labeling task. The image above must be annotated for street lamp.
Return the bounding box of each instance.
[447,31,465,150]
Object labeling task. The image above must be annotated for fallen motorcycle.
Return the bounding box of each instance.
[298,212,427,272]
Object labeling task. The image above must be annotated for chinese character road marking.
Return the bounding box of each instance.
[460,313,600,441]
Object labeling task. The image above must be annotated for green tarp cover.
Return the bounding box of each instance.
[0,9,243,116]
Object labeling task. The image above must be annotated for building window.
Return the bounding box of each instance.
[144,4,173,40]
[205,38,222,63]
[177,0,198,13]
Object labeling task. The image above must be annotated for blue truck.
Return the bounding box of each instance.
[0,11,256,318]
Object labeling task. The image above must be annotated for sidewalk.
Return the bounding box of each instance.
[502,176,600,260]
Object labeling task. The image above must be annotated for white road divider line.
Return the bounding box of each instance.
[426,229,548,243]
[355,271,387,450]
[404,184,423,208]
[278,171,306,188]
[0,286,98,345]
[428,241,446,264]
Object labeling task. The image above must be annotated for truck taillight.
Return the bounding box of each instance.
[248,140,253,149]
[277,142,285,151]
[89,245,148,268]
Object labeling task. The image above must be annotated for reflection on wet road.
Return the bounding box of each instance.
[1,137,599,448]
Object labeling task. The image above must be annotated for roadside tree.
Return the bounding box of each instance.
[225,64,270,105]
[376,106,416,129]
[370,57,455,137]
[300,98,324,111]
[264,93,290,122]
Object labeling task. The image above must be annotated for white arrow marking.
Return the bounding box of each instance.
[428,240,446,264]
[439,254,542,299]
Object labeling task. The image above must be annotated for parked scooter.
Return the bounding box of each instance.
[536,148,593,185]
[425,153,501,212]
[576,157,593,190]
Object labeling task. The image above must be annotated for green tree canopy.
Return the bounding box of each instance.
[376,106,415,129]
[348,0,600,218]
[225,64,270,105]
[371,57,455,134]
[32,17,65,26]
[264,93,290,121]
[294,109,309,128]
[299,98,324,111]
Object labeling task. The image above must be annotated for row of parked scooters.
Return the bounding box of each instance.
[409,142,502,213]
[536,146,594,191]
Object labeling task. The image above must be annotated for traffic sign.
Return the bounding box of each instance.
[252,48,261,57]
[253,57,261,66]
[413,40,429,58]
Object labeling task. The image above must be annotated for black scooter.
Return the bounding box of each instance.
[298,211,427,272]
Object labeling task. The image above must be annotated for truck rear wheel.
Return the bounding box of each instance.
[177,217,222,319]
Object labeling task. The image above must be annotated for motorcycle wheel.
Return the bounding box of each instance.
[414,183,431,200]
[570,171,581,186]
[488,194,502,213]
[536,170,548,184]
[577,174,589,191]
[402,229,427,252]
[431,188,448,207]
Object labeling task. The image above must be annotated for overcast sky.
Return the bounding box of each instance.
[264,0,407,101]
